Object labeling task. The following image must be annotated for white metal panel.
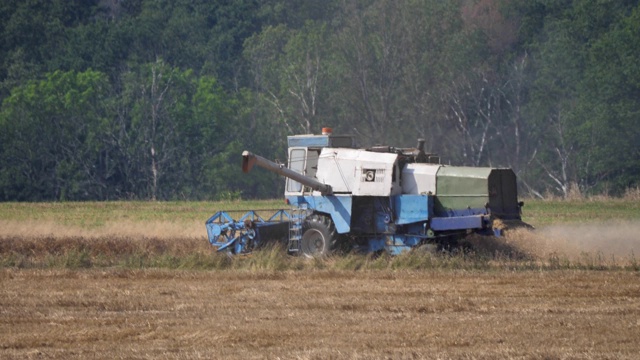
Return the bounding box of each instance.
[316,148,398,196]
[401,163,440,195]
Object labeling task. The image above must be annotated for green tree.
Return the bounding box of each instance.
[114,59,251,200]
[245,21,332,134]
[115,59,197,199]
[578,4,640,193]
[0,1,98,91]
[329,0,494,155]
[0,69,110,200]
[521,0,639,196]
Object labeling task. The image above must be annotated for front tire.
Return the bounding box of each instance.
[300,214,338,258]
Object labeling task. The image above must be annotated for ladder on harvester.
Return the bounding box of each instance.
[288,204,308,252]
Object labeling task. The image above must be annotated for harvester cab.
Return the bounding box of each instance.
[284,127,356,196]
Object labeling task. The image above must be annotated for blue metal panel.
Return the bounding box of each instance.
[287,135,330,147]
[287,195,353,234]
[287,135,356,148]
[363,234,426,255]
[205,211,235,241]
[385,245,414,256]
[430,215,487,231]
[392,195,432,225]
[366,238,386,253]
[435,206,489,217]
[384,234,423,255]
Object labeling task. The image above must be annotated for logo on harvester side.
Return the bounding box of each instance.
[365,170,376,182]
[361,168,384,182]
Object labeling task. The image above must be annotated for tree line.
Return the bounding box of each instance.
[1,0,638,201]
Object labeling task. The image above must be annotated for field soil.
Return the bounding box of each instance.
[1,269,639,359]
[1,200,639,359]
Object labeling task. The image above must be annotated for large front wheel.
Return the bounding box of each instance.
[300,215,338,258]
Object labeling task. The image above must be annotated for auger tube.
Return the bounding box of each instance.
[242,151,332,194]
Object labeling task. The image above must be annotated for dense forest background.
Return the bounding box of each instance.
[0,0,638,201]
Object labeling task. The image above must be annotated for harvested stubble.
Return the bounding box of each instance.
[1,201,640,359]
[1,269,639,359]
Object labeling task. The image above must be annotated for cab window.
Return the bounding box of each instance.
[286,149,306,192]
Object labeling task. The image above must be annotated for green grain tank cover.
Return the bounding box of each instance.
[435,166,520,219]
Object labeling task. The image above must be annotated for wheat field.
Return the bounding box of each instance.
[1,269,639,359]
[1,200,640,359]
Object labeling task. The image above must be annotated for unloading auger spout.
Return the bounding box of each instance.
[242,150,333,195]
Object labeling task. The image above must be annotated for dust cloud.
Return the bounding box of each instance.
[503,221,640,263]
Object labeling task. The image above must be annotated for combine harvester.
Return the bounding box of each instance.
[206,128,530,257]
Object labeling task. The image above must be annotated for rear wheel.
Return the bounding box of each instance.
[300,214,338,258]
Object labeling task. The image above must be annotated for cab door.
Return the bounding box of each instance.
[286,148,307,195]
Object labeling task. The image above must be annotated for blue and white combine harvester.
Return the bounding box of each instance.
[206,128,530,257]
